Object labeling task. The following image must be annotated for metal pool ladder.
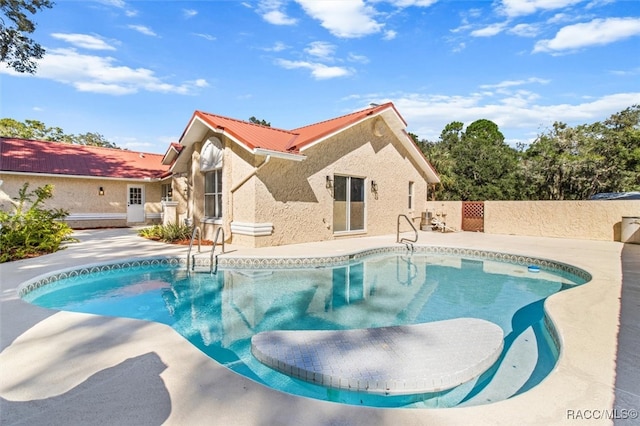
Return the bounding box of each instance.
[397,214,417,252]
[186,226,225,274]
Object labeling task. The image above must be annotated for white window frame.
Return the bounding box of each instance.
[204,169,223,220]
[408,181,415,210]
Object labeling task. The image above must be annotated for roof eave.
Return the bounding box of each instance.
[253,148,306,162]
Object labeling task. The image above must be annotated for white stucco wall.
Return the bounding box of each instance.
[0,173,164,228]
[426,200,640,241]
[248,118,430,247]
[184,118,433,247]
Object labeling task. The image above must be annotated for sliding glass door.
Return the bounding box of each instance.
[333,175,365,232]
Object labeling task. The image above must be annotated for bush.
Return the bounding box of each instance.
[138,223,193,243]
[0,183,75,263]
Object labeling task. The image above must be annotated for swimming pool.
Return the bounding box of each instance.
[20,246,590,408]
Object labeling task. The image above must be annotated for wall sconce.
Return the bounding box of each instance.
[168,187,173,198]
[98,187,104,196]
[371,180,378,192]
[326,176,333,189]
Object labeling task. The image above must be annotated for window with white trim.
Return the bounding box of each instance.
[161,183,172,201]
[204,169,222,218]
[408,181,414,210]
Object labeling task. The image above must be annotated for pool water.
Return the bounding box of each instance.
[23,253,587,408]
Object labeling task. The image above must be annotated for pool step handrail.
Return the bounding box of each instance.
[397,214,418,251]
[186,226,202,272]
[209,227,225,274]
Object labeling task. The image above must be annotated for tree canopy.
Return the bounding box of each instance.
[0,0,54,73]
[419,105,640,200]
[248,116,271,127]
[0,118,119,148]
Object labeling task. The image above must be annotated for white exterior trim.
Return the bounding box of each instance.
[253,148,306,162]
[231,221,273,236]
[65,213,127,221]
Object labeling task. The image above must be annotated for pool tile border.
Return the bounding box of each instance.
[17,244,591,298]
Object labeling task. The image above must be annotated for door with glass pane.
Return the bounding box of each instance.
[127,185,145,223]
[333,176,364,232]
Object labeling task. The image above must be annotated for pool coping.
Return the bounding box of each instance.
[0,228,634,425]
[16,244,591,298]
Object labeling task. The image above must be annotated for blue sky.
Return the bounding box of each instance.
[2,0,639,154]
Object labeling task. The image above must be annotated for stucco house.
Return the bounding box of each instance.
[0,137,171,228]
[164,102,440,247]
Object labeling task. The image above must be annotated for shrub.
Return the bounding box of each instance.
[0,183,75,263]
[138,223,193,243]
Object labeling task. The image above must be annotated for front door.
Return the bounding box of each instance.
[127,185,145,223]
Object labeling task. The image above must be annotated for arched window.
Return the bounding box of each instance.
[200,138,223,219]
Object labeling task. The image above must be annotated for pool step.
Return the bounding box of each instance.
[251,318,504,395]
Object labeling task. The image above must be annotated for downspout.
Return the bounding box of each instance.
[229,155,271,223]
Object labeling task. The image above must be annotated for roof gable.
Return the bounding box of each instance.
[176,102,439,183]
[0,138,169,180]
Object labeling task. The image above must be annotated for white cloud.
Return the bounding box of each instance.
[263,9,298,25]
[471,22,508,37]
[383,30,398,40]
[348,53,369,63]
[193,33,216,41]
[276,59,352,79]
[97,0,126,8]
[381,89,640,144]
[387,0,438,6]
[263,41,288,52]
[258,0,298,25]
[128,25,157,37]
[508,23,540,37]
[295,0,383,38]
[480,77,550,90]
[498,0,585,18]
[534,17,640,53]
[183,9,198,18]
[0,48,208,96]
[51,33,116,50]
[305,41,336,60]
[96,0,137,17]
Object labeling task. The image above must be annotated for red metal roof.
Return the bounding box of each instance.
[193,111,298,152]
[0,137,169,180]
[289,102,403,150]
[187,102,399,154]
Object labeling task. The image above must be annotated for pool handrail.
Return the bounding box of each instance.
[397,214,418,251]
[186,226,202,271]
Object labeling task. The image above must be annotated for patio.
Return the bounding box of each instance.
[1,228,638,425]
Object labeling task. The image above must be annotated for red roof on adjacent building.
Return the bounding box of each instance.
[0,138,169,180]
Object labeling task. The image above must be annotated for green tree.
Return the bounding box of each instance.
[70,132,118,148]
[523,105,640,199]
[0,0,54,73]
[450,119,521,200]
[248,116,271,127]
[417,123,463,200]
[0,118,64,140]
[0,117,120,148]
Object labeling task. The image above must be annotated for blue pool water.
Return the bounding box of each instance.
[22,252,588,408]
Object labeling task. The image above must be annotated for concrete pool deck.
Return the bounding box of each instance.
[0,228,638,425]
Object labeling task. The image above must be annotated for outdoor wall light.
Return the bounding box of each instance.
[98,187,104,196]
[326,176,333,189]
[371,180,378,192]
[168,187,173,198]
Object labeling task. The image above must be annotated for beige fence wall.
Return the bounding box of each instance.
[426,200,640,242]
